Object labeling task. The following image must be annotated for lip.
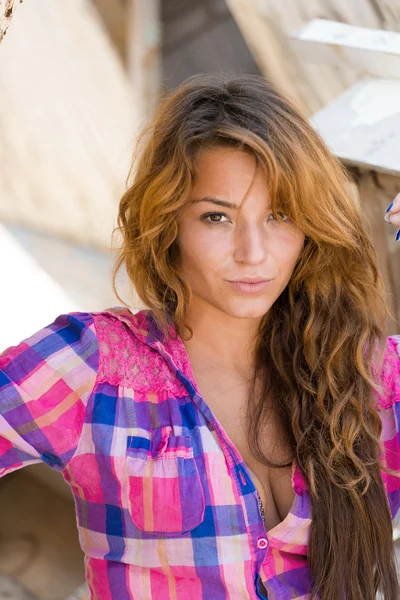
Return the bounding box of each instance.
[226,280,272,294]
[228,277,272,283]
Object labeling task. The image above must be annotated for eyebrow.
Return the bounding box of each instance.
[191,196,272,211]
[191,197,240,210]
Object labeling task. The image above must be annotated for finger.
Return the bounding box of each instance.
[385,194,400,217]
[384,210,400,226]
[389,214,400,227]
[390,193,400,213]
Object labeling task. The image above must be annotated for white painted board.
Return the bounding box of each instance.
[311,77,400,176]
[292,19,400,80]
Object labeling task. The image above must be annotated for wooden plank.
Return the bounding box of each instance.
[311,77,400,176]
[225,0,303,108]
[127,0,162,125]
[292,19,400,80]
[91,0,128,63]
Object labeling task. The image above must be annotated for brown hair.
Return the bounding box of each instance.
[113,73,399,599]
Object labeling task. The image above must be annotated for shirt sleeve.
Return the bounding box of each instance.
[0,312,99,477]
[377,334,400,518]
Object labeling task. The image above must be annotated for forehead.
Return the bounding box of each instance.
[193,145,257,176]
[190,146,269,205]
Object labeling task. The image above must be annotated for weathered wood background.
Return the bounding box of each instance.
[226,0,400,115]
[0,0,136,249]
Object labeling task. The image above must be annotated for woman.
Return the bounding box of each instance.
[1,73,400,600]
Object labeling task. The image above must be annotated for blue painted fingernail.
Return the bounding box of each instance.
[386,201,394,213]
[396,229,400,242]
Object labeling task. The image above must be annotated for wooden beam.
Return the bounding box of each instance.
[292,19,400,80]
[91,0,128,63]
[225,0,303,108]
[127,0,162,125]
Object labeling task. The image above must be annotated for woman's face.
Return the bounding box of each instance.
[176,146,306,321]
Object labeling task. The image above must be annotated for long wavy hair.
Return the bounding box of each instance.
[113,73,399,599]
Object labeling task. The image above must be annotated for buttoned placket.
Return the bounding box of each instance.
[150,337,272,598]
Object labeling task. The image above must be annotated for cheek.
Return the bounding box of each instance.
[272,231,304,271]
[178,225,228,269]
[180,243,219,275]
[285,236,305,272]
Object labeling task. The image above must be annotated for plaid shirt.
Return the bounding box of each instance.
[1,307,400,600]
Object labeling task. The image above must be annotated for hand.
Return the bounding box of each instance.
[384,194,400,242]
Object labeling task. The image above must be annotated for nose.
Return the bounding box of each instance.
[233,221,267,265]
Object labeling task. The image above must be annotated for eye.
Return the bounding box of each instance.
[200,211,291,225]
[200,212,229,224]
[269,211,290,223]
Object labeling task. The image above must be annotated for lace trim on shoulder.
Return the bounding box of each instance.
[93,311,191,397]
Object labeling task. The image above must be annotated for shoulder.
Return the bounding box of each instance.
[89,306,189,397]
[90,306,149,341]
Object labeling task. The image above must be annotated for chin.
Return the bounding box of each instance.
[219,300,272,320]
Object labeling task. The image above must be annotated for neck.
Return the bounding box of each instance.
[177,297,261,376]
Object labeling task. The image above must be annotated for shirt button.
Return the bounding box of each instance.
[294,485,303,496]
[257,537,268,550]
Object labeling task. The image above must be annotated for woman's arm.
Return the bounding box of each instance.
[0,312,99,477]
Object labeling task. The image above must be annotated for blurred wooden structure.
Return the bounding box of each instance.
[161,0,260,88]
[92,0,162,122]
[92,0,259,96]
[0,0,139,249]
[291,19,400,334]
[225,0,400,116]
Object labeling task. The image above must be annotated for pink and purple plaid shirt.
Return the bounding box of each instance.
[1,306,400,599]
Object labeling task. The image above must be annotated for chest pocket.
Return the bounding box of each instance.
[125,425,205,535]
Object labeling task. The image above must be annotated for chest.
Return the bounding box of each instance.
[193,369,295,532]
